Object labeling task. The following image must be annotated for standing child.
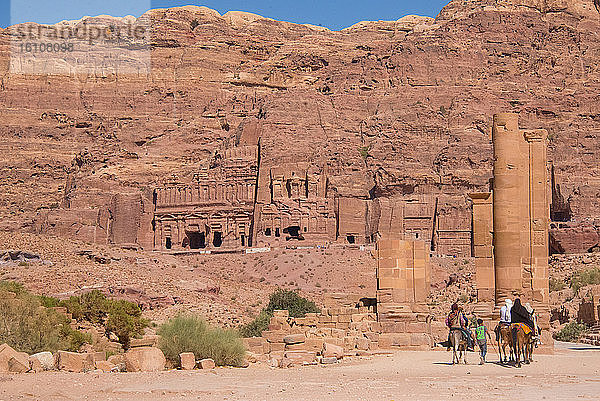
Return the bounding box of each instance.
[475,318,491,365]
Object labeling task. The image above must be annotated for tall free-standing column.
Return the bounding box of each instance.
[492,113,523,303]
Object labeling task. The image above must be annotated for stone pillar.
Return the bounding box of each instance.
[376,239,430,313]
[492,113,552,348]
[524,129,551,330]
[469,192,495,322]
[469,192,495,305]
[492,113,523,304]
[375,238,432,348]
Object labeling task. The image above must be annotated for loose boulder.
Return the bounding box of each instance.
[0,343,30,373]
[95,360,117,372]
[198,358,215,369]
[55,351,95,372]
[30,352,55,371]
[107,354,126,371]
[28,357,43,373]
[179,352,195,370]
[124,347,166,372]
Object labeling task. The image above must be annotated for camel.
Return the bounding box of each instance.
[497,324,515,364]
[450,329,468,365]
[511,323,533,368]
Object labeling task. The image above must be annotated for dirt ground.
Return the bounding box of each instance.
[2,342,599,401]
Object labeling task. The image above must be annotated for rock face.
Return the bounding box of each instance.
[0,1,599,254]
[124,347,166,372]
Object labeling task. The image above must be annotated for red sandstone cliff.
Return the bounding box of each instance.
[0,0,599,253]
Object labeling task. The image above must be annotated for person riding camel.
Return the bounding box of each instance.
[510,298,535,345]
[525,302,542,345]
[494,298,512,341]
[446,303,474,351]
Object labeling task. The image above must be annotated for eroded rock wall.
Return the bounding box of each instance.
[1,1,599,252]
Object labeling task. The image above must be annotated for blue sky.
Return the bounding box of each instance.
[1,0,449,30]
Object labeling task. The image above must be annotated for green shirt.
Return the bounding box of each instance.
[476,325,486,340]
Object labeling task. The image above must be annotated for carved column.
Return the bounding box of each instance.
[492,113,522,304]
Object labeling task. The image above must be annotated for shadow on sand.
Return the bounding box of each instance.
[433,360,519,368]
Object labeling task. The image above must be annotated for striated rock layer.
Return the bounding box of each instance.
[0,0,599,253]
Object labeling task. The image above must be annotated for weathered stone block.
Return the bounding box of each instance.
[322,342,344,359]
[95,360,117,372]
[130,335,159,348]
[199,358,216,369]
[29,351,54,371]
[180,352,195,370]
[379,333,410,348]
[273,310,289,318]
[280,351,317,367]
[56,351,95,373]
[356,337,370,351]
[304,338,325,352]
[283,334,305,345]
[410,333,432,347]
[124,347,166,372]
[268,342,285,353]
[262,330,287,343]
[406,322,428,333]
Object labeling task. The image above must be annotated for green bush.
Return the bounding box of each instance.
[570,268,600,294]
[549,277,566,292]
[60,291,148,349]
[106,299,148,349]
[0,281,91,354]
[554,321,588,342]
[38,294,61,308]
[239,310,271,338]
[263,288,320,317]
[239,289,320,337]
[0,280,26,295]
[158,315,245,367]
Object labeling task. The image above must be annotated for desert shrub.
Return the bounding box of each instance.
[570,268,600,294]
[38,294,61,308]
[158,315,245,367]
[263,288,320,317]
[554,321,588,342]
[0,281,91,354]
[238,310,271,338]
[106,299,148,349]
[239,289,320,337]
[549,277,566,292]
[0,280,26,295]
[359,145,370,160]
[60,290,148,349]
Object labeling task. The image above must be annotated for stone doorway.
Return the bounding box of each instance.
[283,225,304,240]
[213,231,223,247]
[188,232,206,249]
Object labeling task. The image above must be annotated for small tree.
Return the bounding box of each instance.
[106,300,148,349]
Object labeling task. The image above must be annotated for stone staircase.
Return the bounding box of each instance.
[579,324,600,346]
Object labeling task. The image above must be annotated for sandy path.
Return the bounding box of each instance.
[1,342,599,401]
